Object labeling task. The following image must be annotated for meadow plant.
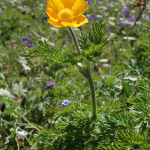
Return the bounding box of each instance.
[22,0,107,121]
[21,0,107,149]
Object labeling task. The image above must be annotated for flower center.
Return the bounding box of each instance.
[59,8,73,21]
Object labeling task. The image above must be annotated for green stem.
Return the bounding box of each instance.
[87,73,97,121]
[67,27,81,55]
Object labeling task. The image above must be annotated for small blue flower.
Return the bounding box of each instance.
[142,14,149,20]
[62,99,70,107]
[107,3,113,7]
[22,36,28,44]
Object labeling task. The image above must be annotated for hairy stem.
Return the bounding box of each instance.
[87,74,97,121]
[67,27,81,55]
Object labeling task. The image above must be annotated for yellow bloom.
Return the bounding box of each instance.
[46,0,88,28]
[98,68,103,74]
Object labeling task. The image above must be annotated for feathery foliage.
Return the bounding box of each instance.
[21,19,107,65]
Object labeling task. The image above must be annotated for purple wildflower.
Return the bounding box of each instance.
[123,6,131,15]
[85,0,91,4]
[45,82,56,88]
[25,88,31,92]
[107,29,113,32]
[22,36,28,44]
[27,41,33,48]
[120,14,123,18]
[128,15,135,22]
[3,20,6,25]
[28,31,32,38]
[87,15,92,21]
[0,8,3,14]
[62,99,70,107]
[124,23,129,27]
[95,2,99,5]
[93,14,97,20]
[117,20,121,26]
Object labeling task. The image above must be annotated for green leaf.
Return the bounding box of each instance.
[10,126,17,139]
[122,81,132,97]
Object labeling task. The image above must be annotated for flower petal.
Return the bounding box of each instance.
[61,21,74,27]
[61,15,88,28]
[72,15,88,28]
[47,0,64,13]
[72,0,88,17]
[51,0,64,11]
[60,0,76,9]
[48,18,65,28]
[47,1,58,13]
[46,9,59,22]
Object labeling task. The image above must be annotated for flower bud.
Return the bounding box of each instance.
[20,96,26,107]
[1,102,6,112]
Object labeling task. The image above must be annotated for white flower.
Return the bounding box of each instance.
[115,85,123,90]
[123,37,135,40]
[107,33,115,40]
[50,26,58,32]
[124,76,138,81]
[119,48,126,52]
[17,131,28,139]
[129,77,138,81]
[124,76,132,80]
[98,6,107,10]
[0,89,11,97]
[40,37,48,42]
[18,131,28,136]
[40,37,55,46]
[22,64,31,71]
[108,20,115,26]
[121,31,126,34]
[99,59,108,63]
[102,64,110,67]
[13,82,23,91]
[18,56,27,64]
[96,15,102,18]
[109,17,116,20]
[136,21,141,25]
[0,73,5,79]
[18,6,23,10]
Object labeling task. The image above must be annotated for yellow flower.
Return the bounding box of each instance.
[98,68,103,74]
[46,0,88,28]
